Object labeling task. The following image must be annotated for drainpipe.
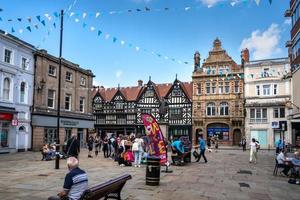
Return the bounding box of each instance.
[30,53,37,151]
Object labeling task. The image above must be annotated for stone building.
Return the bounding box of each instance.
[285,0,300,147]
[0,30,35,153]
[192,39,245,145]
[244,58,292,148]
[31,50,94,150]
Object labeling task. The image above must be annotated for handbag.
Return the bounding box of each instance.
[193,150,199,159]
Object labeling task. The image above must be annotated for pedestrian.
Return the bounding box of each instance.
[275,139,282,154]
[132,134,144,167]
[66,133,80,159]
[196,134,207,163]
[94,135,100,157]
[109,134,116,159]
[207,136,212,152]
[249,138,259,164]
[241,136,247,152]
[103,135,109,158]
[214,135,219,152]
[48,157,88,200]
[87,135,94,158]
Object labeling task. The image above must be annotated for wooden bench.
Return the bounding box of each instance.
[80,174,132,200]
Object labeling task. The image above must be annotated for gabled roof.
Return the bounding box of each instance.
[120,86,143,101]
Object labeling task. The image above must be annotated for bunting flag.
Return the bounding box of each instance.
[17,18,22,22]
[26,26,31,32]
[113,37,117,43]
[142,113,167,165]
[97,30,102,36]
[41,20,46,26]
[11,27,15,33]
[36,15,41,22]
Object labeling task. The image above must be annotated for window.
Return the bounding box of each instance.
[116,102,124,110]
[172,88,182,96]
[145,90,154,97]
[65,94,71,111]
[234,81,239,93]
[21,57,28,70]
[44,128,57,144]
[141,108,151,114]
[64,129,72,142]
[273,84,278,95]
[225,82,230,94]
[48,65,56,76]
[197,83,201,95]
[206,82,211,94]
[66,71,72,82]
[207,102,216,116]
[263,85,271,96]
[211,66,216,75]
[48,90,55,108]
[220,102,229,116]
[219,67,224,75]
[274,108,285,118]
[80,77,86,86]
[250,108,267,123]
[3,77,10,100]
[263,68,269,77]
[4,49,12,64]
[212,82,216,94]
[256,85,260,96]
[0,122,9,147]
[20,82,26,103]
[18,112,26,120]
[169,108,182,119]
[79,97,85,112]
[218,82,223,94]
[19,126,26,132]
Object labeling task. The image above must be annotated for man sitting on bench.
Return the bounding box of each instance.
[171,139,185,164]
[48,157,88,200]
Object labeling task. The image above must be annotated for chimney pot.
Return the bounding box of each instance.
[138,80,143,86]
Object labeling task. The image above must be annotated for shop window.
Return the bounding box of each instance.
[20,82,26,103]
[44,128,57,144]
[0,122,9,148]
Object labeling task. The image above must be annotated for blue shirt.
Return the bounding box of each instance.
[64,167,88,200]
[198,138,206,150]
[172,140,185,153]
[292,158,300,166]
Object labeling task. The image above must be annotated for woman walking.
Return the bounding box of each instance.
[87,136,94,158]
[103,135,109,158]
[94,135,100,157]
[132,134,144,168]
[249,138,259,164]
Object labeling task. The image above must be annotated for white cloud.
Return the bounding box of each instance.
[93,79,101,87]
[284,18,291,25]
[240,23,281,60]
[116,70,123,79]
[198,0,224,7]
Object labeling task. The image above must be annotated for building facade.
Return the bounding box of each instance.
[31,50,94,151]
[244,58,292,148]
[192,39,244,145]
[0,30,35,153]
[285,0,300,147]
[93,78,193,141]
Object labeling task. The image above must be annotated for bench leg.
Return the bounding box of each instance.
[104,183,125,200]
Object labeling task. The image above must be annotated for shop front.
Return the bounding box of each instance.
[32,115,94,150]
[207,123,230,141]
[0,109,17,153]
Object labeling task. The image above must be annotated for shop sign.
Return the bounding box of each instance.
[11,120,18,126]
[271,121,279,129]
[0,113,13,120]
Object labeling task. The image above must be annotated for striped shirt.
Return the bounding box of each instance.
[63,167,88,200]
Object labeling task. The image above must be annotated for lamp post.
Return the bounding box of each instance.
[55,9,64,169]
[281,123,285,141]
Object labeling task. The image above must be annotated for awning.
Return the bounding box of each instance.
[0,106,17,114]
[291,119,300,123]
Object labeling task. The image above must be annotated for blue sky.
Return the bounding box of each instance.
[0,0,290,87]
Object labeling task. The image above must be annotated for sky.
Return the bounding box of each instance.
[0,0,290,88]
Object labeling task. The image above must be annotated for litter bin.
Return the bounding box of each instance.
[146,156,161,186]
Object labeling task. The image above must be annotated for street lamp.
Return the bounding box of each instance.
[281,123,285,141]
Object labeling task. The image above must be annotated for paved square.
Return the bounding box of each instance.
[0,149,299,200]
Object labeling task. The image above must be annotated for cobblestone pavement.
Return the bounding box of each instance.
[0,149,299,200]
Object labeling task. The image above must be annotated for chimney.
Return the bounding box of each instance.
[138,80,143,87]
[194,51,201,72]
[241,48,249,66]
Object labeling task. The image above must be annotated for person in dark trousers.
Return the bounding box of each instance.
[66,133,80,159]
[87,135,94,158]
[196,134,207,163]
[241,136,247,152]
[94,135,100,157]
[103,135,109,158]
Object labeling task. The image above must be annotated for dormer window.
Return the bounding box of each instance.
[145,89,154,97]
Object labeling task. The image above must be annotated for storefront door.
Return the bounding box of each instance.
[251,130,268,148]
[0,121,10,148]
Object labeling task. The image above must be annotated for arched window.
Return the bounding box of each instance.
[207,102,216,116]
[19,126,26,132]
[20,82,26,103]
[3,78,10,100]
[220,102,229,116]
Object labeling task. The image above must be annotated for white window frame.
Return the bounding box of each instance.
[206,102,216,116]
[263,84,271,96]
[250,108,268,123]
[225,82,230,94]
[4,48,14,64]
[65,94,72,111]
[218,82,223,94]
[256,85,260,96]
[197,83,201,95]
[211,82,216,94]
[206,82,211,94]
[3,77,11,101]
[234,81,239,93]
[220,102,229,116]
[20,82,26,103]
[80,77,86,86]
[79,97,85,113]
[273,84,278,95]
[66,71,73,82]
[21,57,28,70]
[47,89,55,109]
[48,65,57,77]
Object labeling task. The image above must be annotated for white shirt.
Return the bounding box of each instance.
[277,152,285,164]
[134,138,144,151]
[250,141,257,151]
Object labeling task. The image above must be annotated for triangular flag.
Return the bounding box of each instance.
[0,17,2,21]
[128,9,132,12]
[17,18,22,22]
[97,30,102,36]
[34,24,39,29]
[0,8,3,12]
[113,37,117,43]
[184,62,189,65]
[145,7,150,11]
[82,23,87,28]
[26,26,31,32]
[95,12,100,18]
[11,27,15,33]
[269,0,272,4]
[7,19,12,22]
[53,23,56,28]
[54,12,59,18]
[136,9,141,12]
[36,15,41,21]
[27,17,32,23]
[41,20,46,26]
[255,0,260,6]
[128,43,132,47]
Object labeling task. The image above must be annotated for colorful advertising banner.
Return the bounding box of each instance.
[142,113,167,165]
